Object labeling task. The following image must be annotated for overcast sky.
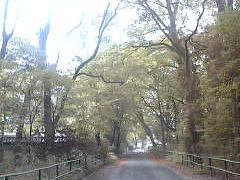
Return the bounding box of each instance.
[1,0,214,71]
[1,0,136,70]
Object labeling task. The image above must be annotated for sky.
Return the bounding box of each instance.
[1,0,214,71]
[1,0,137,70]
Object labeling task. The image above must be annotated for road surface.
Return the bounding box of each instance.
[84,154,186,180]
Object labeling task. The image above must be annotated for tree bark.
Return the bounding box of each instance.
[115,123,121,154]
[183,41,198,153]
[16,90,30,140]
[137,0,208,153]
[160,116,166,150]
[38,21,54,147]
[111,121,117,146]
[43,79,54,146]
[215,0,226,12]
[0,0,15,59]
[0,113,6,163]
[95,132,101,146]
[136,111,157,147]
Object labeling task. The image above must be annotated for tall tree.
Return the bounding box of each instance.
[135,0,207,153]
[0,0,16,59]
[38,20,54,147]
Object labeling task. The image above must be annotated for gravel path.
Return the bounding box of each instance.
[83,155,186,180]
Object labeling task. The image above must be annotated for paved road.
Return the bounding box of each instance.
[85,155,186,180]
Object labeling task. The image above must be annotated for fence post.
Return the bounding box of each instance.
[56,165,59,179]
[181,153,184,165]
[84,154,88,170]
[91,156,95,167]
[38,169,41,180]
[224,160,229,180]
[186,155,189,166]
[200,157,203,170]
[208,157,212,177]
[192,155,195,168]
[4,176,8,180]
[69,161,72,171]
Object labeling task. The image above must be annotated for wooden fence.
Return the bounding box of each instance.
[168,151,240,180]
[0,154,104,180]
[0,136,66,145]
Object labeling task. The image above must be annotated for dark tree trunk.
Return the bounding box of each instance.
[16,91,29,141]
[43,80,54,147]
[115,122,121,154]
[0,0,14,60]
[0,113,6,163]
[227,0,233,10]
[134,135,137,148]
[183,41,198,153]
[160,116,166,150]
[215,0,226,12]
[38,21,54,147]
[136,111,157,147]
[111,121,117,146]
[95,132,101,146]
[0,39,8,59]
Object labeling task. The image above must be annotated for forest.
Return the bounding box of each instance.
[0,0,240,175]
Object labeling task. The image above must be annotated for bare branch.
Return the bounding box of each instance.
[0,0,16,59]
[54,18,84,68]
[133,42,175,52]
[138,0,185,57]
[138,0,168,30]
[77,72,125,85]
[54,1,122,126]
[168,95,185,104]
[73,1,122,80]
[186,0,208,41]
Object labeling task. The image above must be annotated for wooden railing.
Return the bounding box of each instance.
[0,154,104,180]
[168,151,240,180]
[0,136,66,145]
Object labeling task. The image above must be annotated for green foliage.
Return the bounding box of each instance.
[197,10,240,158]
[0,1,240,167]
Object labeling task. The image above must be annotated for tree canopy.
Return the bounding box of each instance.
[0,0,240,166]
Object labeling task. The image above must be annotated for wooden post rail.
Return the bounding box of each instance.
[0,154,104,180]
[167,151,240,179]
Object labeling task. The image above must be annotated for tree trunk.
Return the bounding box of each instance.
[133,135,137,148]
[0,113,6,163]
[160,116,166,150]
[43,79,54,147]
[115,127,121,154]
[0,0,14,60]
[114,121,122,154]
[38,21,54,147]
[227,0,233,10]
[0,39,8,59]
[95,132,101,146]
[111,121,117,146]
[16,91,29,141]
[136,111,157,147]
[184,42,198,153]
[215,0,226,12]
